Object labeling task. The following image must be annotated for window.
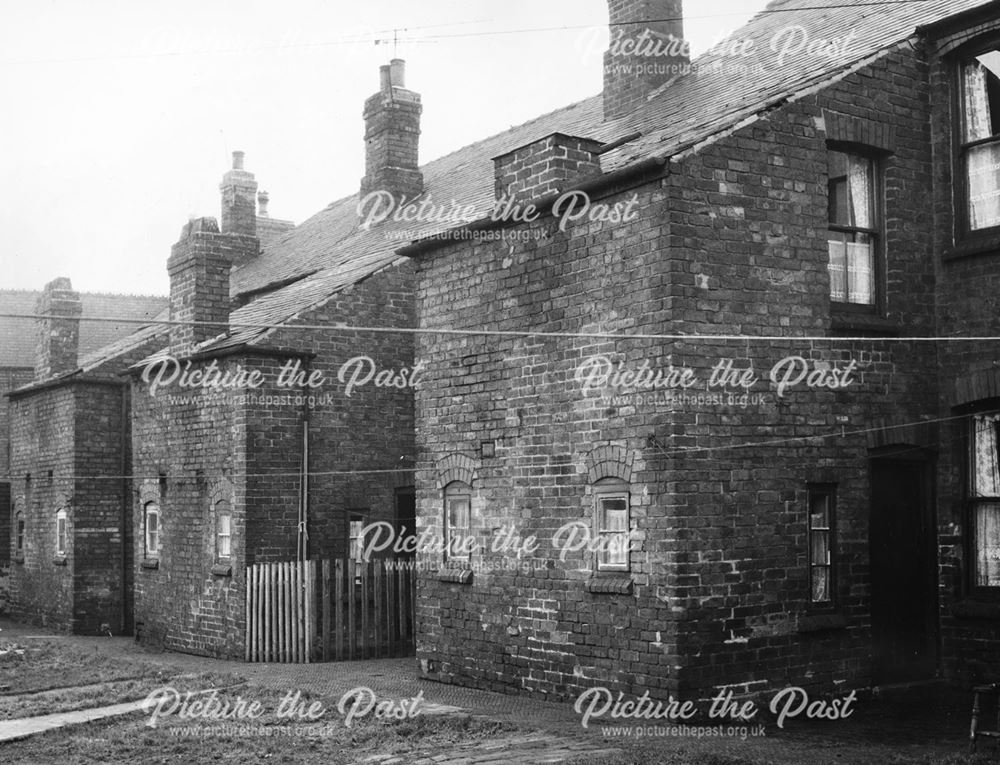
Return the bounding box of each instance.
[14,510,24,557]
[970,413,1000,588]
[55,508,67,556]
[215,500,231,560]
[808,486,835,604]
[144,501,160,557]
[443,482,472,563]
[827,150,877,305]
[960,51,1000,233]
[594,480,630,572]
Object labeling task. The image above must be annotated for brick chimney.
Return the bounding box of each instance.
[604,0,688,120]
[220,150,258,238]
[35,277,82,381]
[166,217,255,354]
[360,59,423,202]
[493,134,603,204]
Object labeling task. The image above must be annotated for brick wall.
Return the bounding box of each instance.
[131,263,415,658]
[0,367,33,480]
[412,43,939,703]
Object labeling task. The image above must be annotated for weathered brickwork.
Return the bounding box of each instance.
[131,263,415,658]
[0,368,32,480]
[7,381,128,634]
[412,41,941,703]
[927,16,1000,684]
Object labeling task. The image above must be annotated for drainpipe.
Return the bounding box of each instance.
[119,384,130,635]
[298,361,311,564]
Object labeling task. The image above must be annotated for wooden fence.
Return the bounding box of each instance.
[245,558,416,663]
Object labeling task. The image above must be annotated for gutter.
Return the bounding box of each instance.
[398,156,669,259]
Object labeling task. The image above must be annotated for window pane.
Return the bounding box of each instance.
[811,530,830,565]
[809,493,829,528]
[828,152,873,228]
[975,503,1000,587]
[448,498,470,530]
[973,415,1000,498]
[812,567,830,603]
[827,239,848,302]
[600,497,628,531]
[966,143,1000,230]
[600,532,628,567]
[964,55,1000,142]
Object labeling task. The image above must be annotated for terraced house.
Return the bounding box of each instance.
[9,0,1000,706]
[403,0,1000,702]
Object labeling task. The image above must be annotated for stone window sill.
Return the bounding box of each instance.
[211,564,232,577]
[141,559,160,571]
[437,568,473,585]
[586,575,633,595]
[953,599,1000,620]
[943,235,1000,262]
[830,313,900,335]
[52,556,67,567]
[797,611,847,633]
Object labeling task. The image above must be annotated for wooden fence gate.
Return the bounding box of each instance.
[245,558,416,663]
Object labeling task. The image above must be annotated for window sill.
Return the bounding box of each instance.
[797,611,846,633]
[13,555,24,565]
[52,556,67,567]
[437,568,473,585]
[943,235,1000,262]
[830,313,900,335]
[141,559,160,571]
[586,575,633,595]
[953,599,1000,620]
[211,564,232,578]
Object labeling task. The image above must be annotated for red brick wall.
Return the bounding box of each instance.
[412,44,939,702]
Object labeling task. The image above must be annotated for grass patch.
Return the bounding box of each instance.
[0,687,524,764]
[0,639,169,694]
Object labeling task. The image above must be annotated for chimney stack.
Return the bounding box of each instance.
[167,217,254,354]
[220,150,258,238]
[603,0,688,120]
[35,277,82,381]
[360,59,423,202]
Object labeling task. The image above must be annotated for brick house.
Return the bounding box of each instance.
[398,0,1000,703]
[0,289,166,571]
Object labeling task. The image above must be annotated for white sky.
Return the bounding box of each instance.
[0,0,767,295]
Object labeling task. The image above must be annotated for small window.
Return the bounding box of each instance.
[594,480,630,572]
[444,482,472,563]
[808,486,835,604]
[144,501,160,557]
[827,150,877,306]
[55,508,68,556]
[215,500,231,560]
[970,414,1000,588]
[14,510,24,557]
[960,51,1000,233]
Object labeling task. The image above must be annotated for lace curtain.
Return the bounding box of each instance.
[973,415,1000,587]
[964,62,1000,230]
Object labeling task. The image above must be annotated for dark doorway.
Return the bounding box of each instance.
[869,456,938,684]
[395,488,416,560]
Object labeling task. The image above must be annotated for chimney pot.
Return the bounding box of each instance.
[379,65,392,92]
[258,190,270,217]
[390,58,405,88]
[232,150,245,170]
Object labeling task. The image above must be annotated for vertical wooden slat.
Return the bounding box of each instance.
[322,559,331,661]
[277,563,285,663]
[249,564,257,662]
[263,563,271,662]
[361,560,370,659]
[374,562,383,659]
[256,564,265,662]
[335,559,345,661]
[286,562,294,663]
[306,559,314,663]
[244,564,252,662]
[386,561,395,657]
[347,558,356,661]
[398,564,409,649]
[410,561,417,653]
[293,561,301,663]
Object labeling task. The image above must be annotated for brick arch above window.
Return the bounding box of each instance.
[953,368,1000,409]
[209,478,235,507]
[138,478,161,506]
[435,453,477,489]
[585,444,632,484]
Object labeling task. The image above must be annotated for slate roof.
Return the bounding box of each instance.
[97,0,1000,366]
[0,290,168,369]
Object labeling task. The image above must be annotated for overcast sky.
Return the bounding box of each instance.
[0,0,767,296]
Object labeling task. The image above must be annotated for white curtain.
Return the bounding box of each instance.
[964,63,1000,229]
[974,415,1000,497]
[828,241,847,302]
[976,504,1000,587]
